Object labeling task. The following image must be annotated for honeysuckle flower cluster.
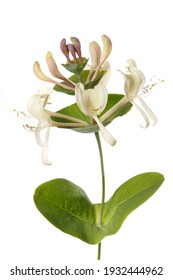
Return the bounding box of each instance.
[17,33,165,262]
[19,34,162,165]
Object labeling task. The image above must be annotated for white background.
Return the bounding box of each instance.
[1,0,173,278]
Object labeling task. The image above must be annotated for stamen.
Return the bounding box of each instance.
[93,106,102,113]
[140,76,164,97]
[14,109,32,120]
[23,124,37,132]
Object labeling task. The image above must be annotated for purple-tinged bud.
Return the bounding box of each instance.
[60,38,71,63]
[70,37,81,49]
[70,37,82,62]
[68,44,78,63]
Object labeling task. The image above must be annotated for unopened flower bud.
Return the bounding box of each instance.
[60,38,71,63]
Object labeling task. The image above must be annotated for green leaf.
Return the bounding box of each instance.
[62,58,89,74]
[101,172,164,236]
[51,94,132,132]
[84,70,106,89]
[34,179,105,244]
[34,173,164,245]
[69,70,89,84]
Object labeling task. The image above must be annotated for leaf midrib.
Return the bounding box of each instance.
[35,193,96,226]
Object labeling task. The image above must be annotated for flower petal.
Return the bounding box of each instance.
[41,126,52,165]
[120,59,146,99]
[75,83,108,117]
[136,96,158,125]
[46,52,75,87]
[75,83,90,115]
[38,86,52,96]
[98,61,111,86]
[35,122,45,147]
[90,85,108,115]
[46,52,65,79]
[100,34,112,66]
[131,100,150,128]
[33,61,51,82]
[33,61,74,91]
[27,94,50,123]
[89,41,101,70]
[93,116,116,146]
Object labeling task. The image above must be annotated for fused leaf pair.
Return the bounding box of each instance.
[34,172,164,244]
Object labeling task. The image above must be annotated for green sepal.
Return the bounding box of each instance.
[34,172,164,245]
[61,57,89,74]
[53,84,74,95]
[51,94,132,132]
[53,70,106,95]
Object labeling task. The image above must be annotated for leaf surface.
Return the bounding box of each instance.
[34,173,164,244]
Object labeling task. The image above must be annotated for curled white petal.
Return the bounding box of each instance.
[75,83,89,115]
[41,126,52,166]
[27,94,50,124]
[27,88,53,165]
[93,116,116,146]
[35,122,50,147]
[136,96,157,125]
[131,100,150,128]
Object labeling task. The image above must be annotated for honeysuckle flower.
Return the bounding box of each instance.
[33,60,75,91]
[26,87,88,165]
[75,83,116,146]
[101,59,159,128]
[46,52,75,87]
[119,59,158,128]
[27,87,53,165]
[87,35,112,83]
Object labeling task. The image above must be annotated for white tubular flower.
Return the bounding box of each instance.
[27,87,53,165]
[99,34,112,67]
[75,83,116,146]
[33,61,74,91]
[27,87,89,165]
[119,59,157,128]
[89,41,102,71]
[87,34,112,83]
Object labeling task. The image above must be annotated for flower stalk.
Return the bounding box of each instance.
[95,131,105,260]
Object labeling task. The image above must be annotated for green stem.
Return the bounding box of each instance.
[78,74,83,83]
[95,132,105,260]
[97,242,101,260]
